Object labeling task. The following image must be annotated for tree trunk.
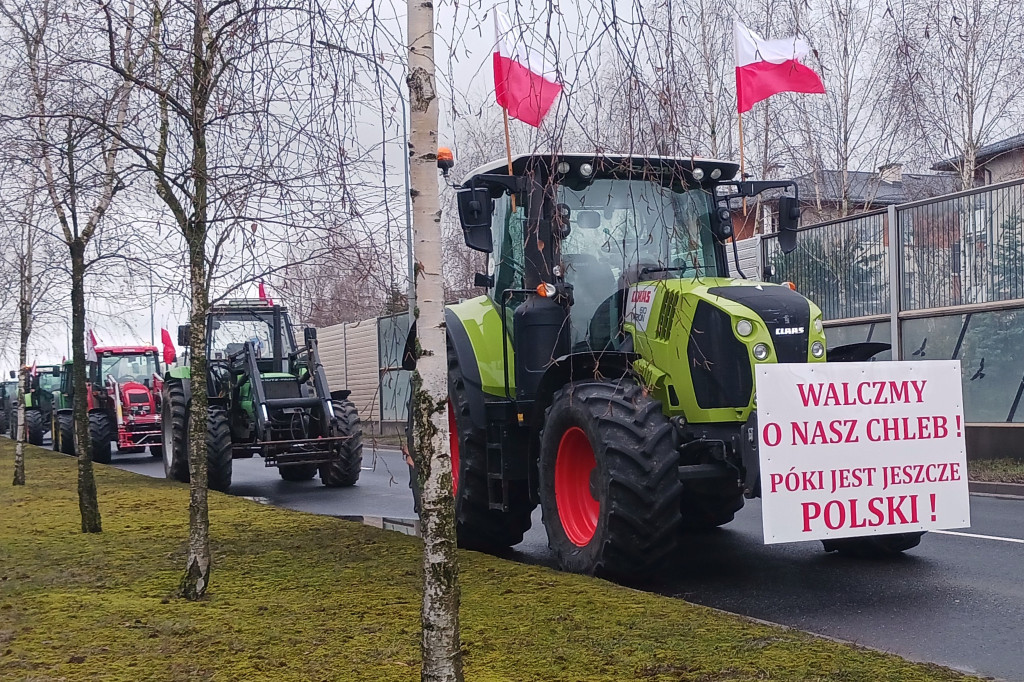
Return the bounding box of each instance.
[407,1,462,679]
[13,221,33,487]
[180,0,212,601]
[71,239,102,533]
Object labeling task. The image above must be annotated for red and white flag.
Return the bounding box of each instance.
[86,329,98,363]
[160,328,177,366]
[492,10,562,127]
[734,20,825,113]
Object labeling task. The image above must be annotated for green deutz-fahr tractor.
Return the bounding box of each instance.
[50,361,74,454]
[436,152,917,579]
[163,299,362,493]
[21,365,61,446]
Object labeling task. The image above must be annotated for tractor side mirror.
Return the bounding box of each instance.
[52,367,60,377]
[778,196,800,254]
[8,370,14,379]
[303,327,317,344]
[710,206,734,242]
[456,187,494,253]
[177,324,191,347]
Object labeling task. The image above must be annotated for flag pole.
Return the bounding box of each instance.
[738,109,747,217]
[502,107,517,212]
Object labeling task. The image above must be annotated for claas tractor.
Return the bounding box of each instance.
[163,299,362,493]
[21,365,61,445]
[53,348,165,462]
[436,152,918,580]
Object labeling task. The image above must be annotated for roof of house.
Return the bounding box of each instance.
[792,170,958,207]
[932,132,1024,172]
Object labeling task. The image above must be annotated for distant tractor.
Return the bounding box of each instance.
[52,348,164,462]
[0,376,17,436]
[163,300,362,493]
[430,152,917,580]
[22,365,61,446]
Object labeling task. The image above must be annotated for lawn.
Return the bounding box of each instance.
[0,442,975,681]
[967,457,1024,484]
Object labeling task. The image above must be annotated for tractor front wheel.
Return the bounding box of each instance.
[24,409,45,446]
[206,407,233,493]
[319,400,362,487]
[280,464,318,481]
[538,380,683,579]
[822,532,924,557]
[56,412,74,455]
[88,412,113,464]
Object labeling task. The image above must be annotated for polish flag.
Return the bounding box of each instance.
[492,10,562,127]
[258,281,274,306]
[160,328,177,366]
[86,329,98,363]
[734,20,825,113]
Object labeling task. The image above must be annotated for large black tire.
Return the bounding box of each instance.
[822,532,925,557]
[319,400,363,487]
[447,342,534,551]
[50,412,60,451]
[55,412,75,455]
[206,406,233,493]
[162,381,190,482]
[24,409,45,446]
[538,380,683,579]
[89,412,113,464]
[279,464,318,481]
[0,410,8,435]
[679,479,745,531]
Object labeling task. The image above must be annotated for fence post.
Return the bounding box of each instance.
[887,204,901,360]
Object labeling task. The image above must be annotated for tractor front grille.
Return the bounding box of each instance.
[687,301,753,409]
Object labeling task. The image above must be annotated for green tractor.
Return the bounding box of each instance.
[50,361,75,455]
[0,376,17,436]
[21,365,61,446]
[435,152,917,579]
[163,300,362,493]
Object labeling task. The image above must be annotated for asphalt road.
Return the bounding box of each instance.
[109,444,1024,681]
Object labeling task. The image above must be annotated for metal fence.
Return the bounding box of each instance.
[762,178,1024,425]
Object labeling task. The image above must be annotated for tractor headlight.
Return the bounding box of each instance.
[811,341,825,358]
[692,167,705,181]
[710,168,722,179]
[556,161,570,174]
[579,162,594,177]
[753,343,770,361]
[813,318,823,333]
[735,319,753,337]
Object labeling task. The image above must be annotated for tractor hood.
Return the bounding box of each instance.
[624,278,826,424]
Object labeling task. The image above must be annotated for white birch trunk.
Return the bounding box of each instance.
[407,0,462,679]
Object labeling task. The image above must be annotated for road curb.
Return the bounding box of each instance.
[969,480,1024,498]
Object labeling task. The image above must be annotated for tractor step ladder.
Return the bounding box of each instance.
[483,401,529,512]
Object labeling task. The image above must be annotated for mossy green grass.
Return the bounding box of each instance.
[0,442,974,681]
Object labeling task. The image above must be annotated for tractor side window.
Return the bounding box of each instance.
[492,194,526,309]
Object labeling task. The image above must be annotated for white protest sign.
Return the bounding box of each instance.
[756,360,970,544]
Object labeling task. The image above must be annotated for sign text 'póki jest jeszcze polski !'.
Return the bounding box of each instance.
[755,361,970,544]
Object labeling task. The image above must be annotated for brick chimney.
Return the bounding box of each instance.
[878,162,903,184]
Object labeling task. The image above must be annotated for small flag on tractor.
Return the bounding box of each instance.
[734,20,825,113]
[160,328,177,366]
[258,281,274,306]
[492,10,562,127]
[86,329,98,363]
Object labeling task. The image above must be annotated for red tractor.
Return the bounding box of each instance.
[55,345,164,462]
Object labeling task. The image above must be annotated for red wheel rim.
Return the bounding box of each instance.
[447,400,460,495]
[554,426,599,546]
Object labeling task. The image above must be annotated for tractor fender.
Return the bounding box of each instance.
[445,307,487,432]
[828,342,891,362]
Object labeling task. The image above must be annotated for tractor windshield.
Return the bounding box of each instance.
[209,312,296,361]
[36,371,61,393]
[100,354,159,384]
[558,179,717,347]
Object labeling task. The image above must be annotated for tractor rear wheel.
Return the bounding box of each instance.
[538,380,683,579]
[50,412,60,451]
[822,532,924,557]
[448,343,534,551]
[0,410,8,435]
[56,412,75,455]
[280,464,318,481]
[319,400,362,487]
[162,381,190,483]
[206,407,233,493]
[24,409,45,446]
[89,412,113,464]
